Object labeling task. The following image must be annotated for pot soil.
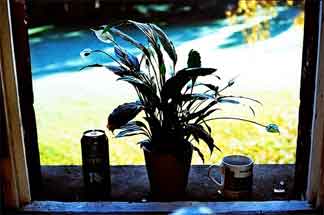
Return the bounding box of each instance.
[144,146,193,200]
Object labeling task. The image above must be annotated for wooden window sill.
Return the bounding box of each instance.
[14,200,317,215]
[39,164,295,201]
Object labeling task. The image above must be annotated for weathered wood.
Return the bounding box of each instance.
[0,0,31,208]
[31,0,197,5]
[16,200,315,215]
[0,186,4,215]
[39,165,295,201]
[10,0,42,201]
[0,53,8,159]
[295,0,322,200]
[307,0,324,208]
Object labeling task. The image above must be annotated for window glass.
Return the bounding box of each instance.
[28,1,304,165]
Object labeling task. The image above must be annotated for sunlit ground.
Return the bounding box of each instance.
[30,6,303,165]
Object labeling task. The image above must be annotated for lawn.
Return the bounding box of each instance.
[35,87,298,165]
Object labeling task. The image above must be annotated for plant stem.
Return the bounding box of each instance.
[202,117,267,128]
[92,50,125,68]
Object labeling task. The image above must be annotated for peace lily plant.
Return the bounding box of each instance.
[81,20,279,199]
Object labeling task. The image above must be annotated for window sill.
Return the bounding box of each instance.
[16,200,317,215]
[39,164,295,201]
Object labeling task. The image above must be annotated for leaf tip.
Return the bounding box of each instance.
[266,124,280,134]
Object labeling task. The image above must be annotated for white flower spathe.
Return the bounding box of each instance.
[91,25,114,44]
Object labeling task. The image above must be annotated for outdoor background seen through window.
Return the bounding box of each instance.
[28,0,305,165]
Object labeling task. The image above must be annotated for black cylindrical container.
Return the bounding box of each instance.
[81,129,110,200]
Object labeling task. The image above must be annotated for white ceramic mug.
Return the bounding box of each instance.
[208,155,253,200]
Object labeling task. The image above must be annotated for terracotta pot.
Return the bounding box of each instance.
[143,146,193,200]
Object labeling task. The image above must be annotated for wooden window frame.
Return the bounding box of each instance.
[0,0,323,213]
[0,0,31,208]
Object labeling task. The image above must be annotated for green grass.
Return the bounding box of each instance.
[35,89,298,165]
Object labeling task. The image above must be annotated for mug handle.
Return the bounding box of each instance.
[208,164,224,187]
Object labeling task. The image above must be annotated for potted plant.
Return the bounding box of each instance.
[81,20,279,200]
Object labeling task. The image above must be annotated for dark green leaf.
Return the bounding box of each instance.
[179,93,214,103]
[202,119,212,134]
[186,83,219,95]
[80,64,103,71]
[107,101,143,131]
[128,20,154,41]
[125,21,166,83]
[117,76,143,85]
[185,124,220,154]
[116,121,150,138]
[266,124,280,133]
[110,27,151,57]
[137,139,151,151]
[228,79,235,87]
[105,65,130,77]
[187,49,201,68]
[124,121,150,134]
[218,98,240,104]
[249,106,256,116]
[219,96,262,105]
[194,108,220,124]
[150,24,177,65]
[204,84,219,94]
[130,121,149,130]
[183,100,217,122]
[192,146,205,163]
[144,116,161,139]
[118,76,160,107]
[161,67,217,104]
[114,46,140,71]
[115,131,147,138]
[160,63,166,79]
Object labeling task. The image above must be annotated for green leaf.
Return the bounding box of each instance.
[218,98,240,104]
[218,96,262,105]
[137,139,151,151]
[150,24,177,65]
[118,76,160,107]
[105,65,131,77]
[160,63,166,79]
[161,67,216,104]
[107,101,143,131]
[117,76,143,85]
[114,46,140,71]
[144,116,161,137]
[187,49,201,68]
[109,27,151,58]
[115,121,151,138]
[186,83,219,95]
[126,21,166,84]
[128,20,155,42]
[79,64,103,71]
[185,124,220,154]
[124,121,151,135]
[183,100,217,122]
[249,106,256,116]
[192,146,205,163]
[179,93,214,103]
[266,124,280,133]
[115,131,147,138]
[202,119,212,134]
[194,108,220,124]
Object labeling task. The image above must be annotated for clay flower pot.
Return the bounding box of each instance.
[143,146,193,200]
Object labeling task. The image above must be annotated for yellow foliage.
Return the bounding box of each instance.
[226,0,304,44]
